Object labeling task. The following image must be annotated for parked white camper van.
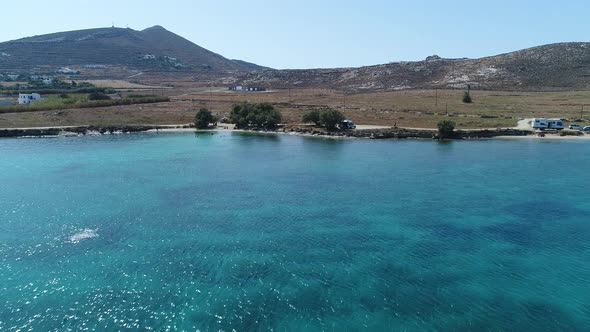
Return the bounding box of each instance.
[531,118,563,130]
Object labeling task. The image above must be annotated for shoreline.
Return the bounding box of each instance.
[1,124,588,141]
[0,124,193,138]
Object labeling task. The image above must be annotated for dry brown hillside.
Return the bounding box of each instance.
[232,43,590,92]
[1,26,589,92]
[0,26,267,73]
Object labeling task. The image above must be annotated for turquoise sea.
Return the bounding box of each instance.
[1,132,590,331]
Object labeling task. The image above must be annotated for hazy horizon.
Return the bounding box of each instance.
[1,0,588,69]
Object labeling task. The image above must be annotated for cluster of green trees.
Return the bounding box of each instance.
[194,108,216,129]
[302,108,345,130]
[230,102,282,129]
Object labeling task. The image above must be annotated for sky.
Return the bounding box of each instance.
[1,0,588,69]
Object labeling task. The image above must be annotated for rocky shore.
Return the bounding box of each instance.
[274,127,533,140]
[0,124,534,140]
[0,124,192,138]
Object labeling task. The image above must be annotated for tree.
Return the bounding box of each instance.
[230,102,282,129]
[437,120,456,139]
[195,108,215,129]
[302,110,321,125]
[320,109,345,130]
[462,84,473,103]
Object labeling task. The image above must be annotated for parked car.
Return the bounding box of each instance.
[339,120,356,129]
[569,124,584,130]
[583,126,590,131]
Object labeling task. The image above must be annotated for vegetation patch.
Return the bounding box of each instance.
[88,92,111,100]
[437,120,456,138]
[463,85,473,103]
[230,102,282,129]
[302,110,321,126]
[302,108,346,130]
[0,80,116,96]
[127,94,158,99]
[194,108,216,129]
[319,109,345,130]
[0,94,170,113]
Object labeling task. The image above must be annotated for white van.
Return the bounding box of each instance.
[547,119,564,129]
[532,118,548,129]
[532,118,563,130]
[340,120,356,129]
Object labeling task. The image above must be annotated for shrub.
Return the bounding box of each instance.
[437,120,456,139]
[88,92,111,100]
[230,102,282,129]
[59,93,70,99]
[463,84,473,103]
[302,110,321,125]
[195,108,215,129]
[463,91,472,103]
[319,109,345,130]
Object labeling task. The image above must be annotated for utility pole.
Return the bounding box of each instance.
[445,102,448,116]
[581,104,584,120]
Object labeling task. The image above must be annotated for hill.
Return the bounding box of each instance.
[1,26,589,91]
[0,25,267,73]
[234,43,590,91]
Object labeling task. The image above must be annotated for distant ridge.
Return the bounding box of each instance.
[0,26,268,72]
[1,26,589,91]
[234,42,590,91]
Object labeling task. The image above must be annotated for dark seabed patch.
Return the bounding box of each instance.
[2,133,590,331]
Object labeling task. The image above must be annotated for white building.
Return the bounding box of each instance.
[18,93,41,105]
[42,78,54,85]
[56,67,80,74]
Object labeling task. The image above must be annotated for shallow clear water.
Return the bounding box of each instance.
[1,132,590,331]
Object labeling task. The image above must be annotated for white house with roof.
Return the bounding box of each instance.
[18,93,42,105]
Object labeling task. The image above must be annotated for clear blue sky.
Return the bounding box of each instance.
[1,0,588,69]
